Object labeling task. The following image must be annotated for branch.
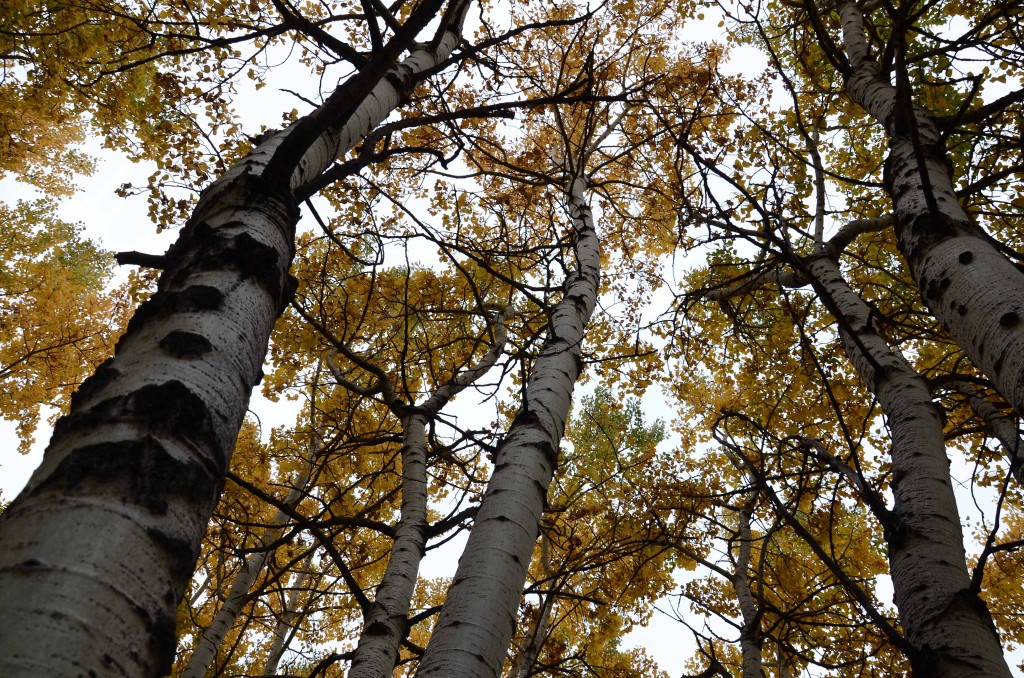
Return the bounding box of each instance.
[115,250,168,269]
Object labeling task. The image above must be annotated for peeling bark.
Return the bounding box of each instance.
[414,175,601,677]
[0,5,469,676]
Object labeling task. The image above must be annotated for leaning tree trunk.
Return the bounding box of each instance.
[949,380,1024,483]
[414,174,601,677]
[836,0,1024,422]
[805,252,1010,676]
[0,4,469,676]
[181,437,319,678]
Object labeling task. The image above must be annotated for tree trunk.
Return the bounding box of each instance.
[805,252,1010,676]
[0,5,468,676]
[949,380,1024,484]
[348,304,510,678]
[414,175,601,677]
[837,0,1024,422]
[508,533,555,678]
[181,439,318,678]
[732,497,762,678]
[261,549,318,676]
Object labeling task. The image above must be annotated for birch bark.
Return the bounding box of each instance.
[805,253,1010,676]
[732,496,762,678]
[948,380,1024,484]
[0,5,469,676]
[181,437,319,678]
[508,533,555,678]
[347,306,511,678]
[414,175,601,677]
[261,550,318,675]
[836,0,1024,422]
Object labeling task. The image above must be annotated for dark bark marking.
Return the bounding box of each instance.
[124,286,225,338]
[959,250,973,265]
[280,272,299,314]
[537,440,557,465]
[949,588,1001,633]
[69,358,120,410]
[220,231,285,294]
[182,229,299,313]
[150,610,179,676]
[41,437,214,514]
[999,312,1019,328]
[365,620,390,636]
[146,527,198,584]
[159,330,213,358]
[52,380,226,480]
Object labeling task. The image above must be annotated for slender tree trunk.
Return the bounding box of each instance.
[732,496,762,678]
[347,305,510,678]
[181,440,318,678]
[836,0,1024,422]
[261,550,318,676]
[0,5,468,676]
[805,253,1010,676]
[414,174,601,677]
[508,533,555,678]
[949,380,1024,483]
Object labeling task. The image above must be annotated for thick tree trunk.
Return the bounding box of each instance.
[806,253,1010,676]
[0,6,467,676]
[837,0,1024,423]
[414,175,601,677]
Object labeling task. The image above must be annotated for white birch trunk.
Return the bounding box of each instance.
[838,1,1024,423]
[732,499,762,678]
[807,253,1010,676]
[0,7,468,676]
[949,380,1024,483]
[348,306,511,678]
[181,442,318,678]
[415,175,601,677]
[262,550,318,676]
[508,533,555,678]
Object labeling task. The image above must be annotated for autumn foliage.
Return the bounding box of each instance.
[3,0,1024,676]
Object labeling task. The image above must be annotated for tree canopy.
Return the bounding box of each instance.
[3,0,1024,676]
